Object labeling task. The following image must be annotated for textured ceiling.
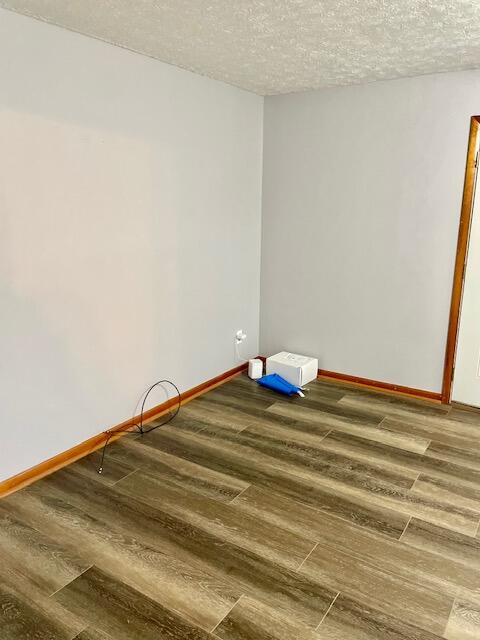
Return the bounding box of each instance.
[1,1,480,95]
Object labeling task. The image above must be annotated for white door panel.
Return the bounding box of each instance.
[453,162,480,407]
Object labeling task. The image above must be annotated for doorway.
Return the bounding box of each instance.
[443,116,480,405]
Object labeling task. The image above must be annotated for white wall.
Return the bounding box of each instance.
[0,9,263,482]
[261,70,480,393]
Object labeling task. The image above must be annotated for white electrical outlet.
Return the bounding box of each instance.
[235,329,247,343]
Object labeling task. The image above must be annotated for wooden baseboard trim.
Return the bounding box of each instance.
[258,355,441,402]
[450,401,480,413]
[318,369,442,402]
[0,362,248,499]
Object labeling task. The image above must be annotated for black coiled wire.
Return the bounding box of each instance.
[97,379,180,473]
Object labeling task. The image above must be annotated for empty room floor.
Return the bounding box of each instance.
[1,375,480,640]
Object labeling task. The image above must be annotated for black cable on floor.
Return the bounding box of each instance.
[97,379,180,474]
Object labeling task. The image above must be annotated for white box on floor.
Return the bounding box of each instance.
[266,352,318,387]
[248,358,263,379]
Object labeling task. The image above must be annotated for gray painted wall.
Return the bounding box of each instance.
[3,7,480,482]
[261,70,480,392]
[0,10,263,481]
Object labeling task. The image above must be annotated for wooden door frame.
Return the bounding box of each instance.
[442,115,480,403]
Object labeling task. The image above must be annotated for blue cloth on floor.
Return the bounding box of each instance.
[257,373,302,396]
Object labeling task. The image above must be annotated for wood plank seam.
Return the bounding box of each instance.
[315,591,340,630]
[111,468,138,487]
[408,475,422,493]
[398,515,413,542]
[475,518,480,539]
[442,598,458,637]
[228,484,251,505]
[295,541,319,571]
[48,563,94,599]
[209,594,244,634]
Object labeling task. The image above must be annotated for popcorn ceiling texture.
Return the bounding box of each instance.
[1,0,480,95]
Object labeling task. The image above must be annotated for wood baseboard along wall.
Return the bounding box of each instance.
[0,358,444,499]
[258,355,441,402]
[317,369,442,402]
[0,362,249,499]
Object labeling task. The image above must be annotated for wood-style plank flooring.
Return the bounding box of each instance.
[2,374,480,639]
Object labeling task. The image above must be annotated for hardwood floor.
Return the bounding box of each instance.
[1,373,480,639]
